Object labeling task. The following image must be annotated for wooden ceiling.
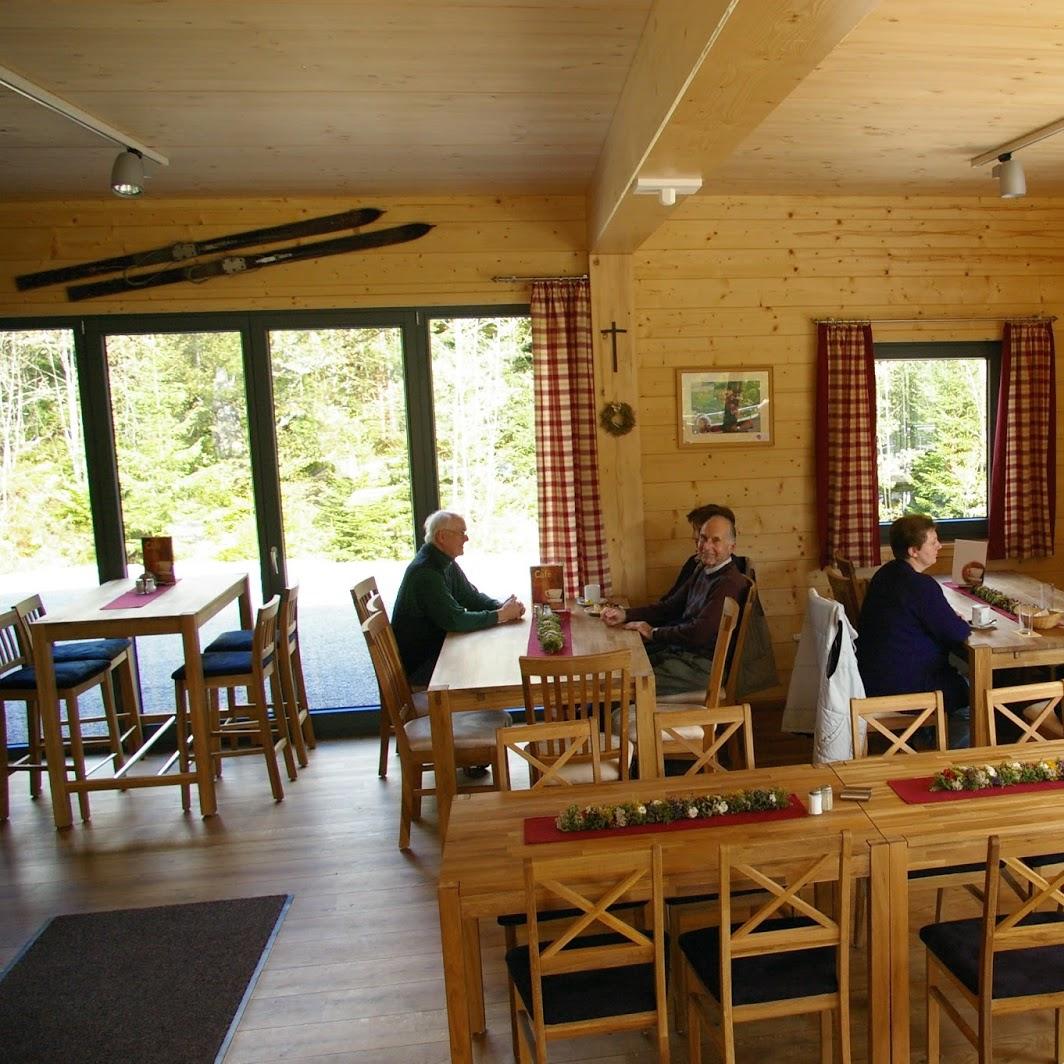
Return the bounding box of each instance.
[3,0,1064,245]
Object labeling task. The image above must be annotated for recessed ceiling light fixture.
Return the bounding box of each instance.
[634,176,702,206]
[0,62,168,195]
[970,115,1064,199]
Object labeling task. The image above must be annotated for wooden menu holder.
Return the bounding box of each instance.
[142,536,176,585]
[530,563,564,605]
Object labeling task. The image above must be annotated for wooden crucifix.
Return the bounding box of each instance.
[600,320,628,372]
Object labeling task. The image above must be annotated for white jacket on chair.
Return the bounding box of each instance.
[782,588,865,764]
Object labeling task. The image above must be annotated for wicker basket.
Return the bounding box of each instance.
[1030,609,1064,630]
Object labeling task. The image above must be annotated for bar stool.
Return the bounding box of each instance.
[0,607,125,822]
[203,584,313,767]
[173,595,295,805]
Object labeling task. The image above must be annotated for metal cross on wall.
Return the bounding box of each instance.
[600,320,628,372]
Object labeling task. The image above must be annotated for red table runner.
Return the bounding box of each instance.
[101,580,180,610]
[525,611,573,657]
[888,775,1064,805]
[943,582,1016,622]
[524,792,806,844]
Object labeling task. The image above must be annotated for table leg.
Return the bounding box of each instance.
[180,619,218,818]
[886,838,910,1063]
[867,838,895,1064]
[969,645,991,748]
[634,672,657,779]
[438,879,473,1064]
[32,624,73,830]
[463,916,486,1034]
[429,687,457,839]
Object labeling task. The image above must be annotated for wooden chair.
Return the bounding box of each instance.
[655,582,751,707]
[203,584,313,767]
[825,565,862,628]
[850,691,947,757]
[652,702,755,778]
[495,719,600,790]
[834,554,866,611]
[850,691,979,929]
[985,680,1064,744]
[519,650,632,783]
[504,843,668,1063]
[12,593,143,749]
[173,595,296,805]
[0,607,126,822]
[351,576,386,624]
[921,832,1064,1064]
[680,831,853,1064]
[276,584,316,765]
[361,611,509,849]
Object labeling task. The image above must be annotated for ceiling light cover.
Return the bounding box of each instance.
[111,149,144,197]
[991,153,1026,199]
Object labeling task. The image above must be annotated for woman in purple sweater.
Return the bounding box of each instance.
[856,514,971,747]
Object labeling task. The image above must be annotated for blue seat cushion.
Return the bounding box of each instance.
[920,912,1064,998]
[0,659,109,691]
[679,917,838,1005]
[51,638,131,663]
[204,629,253,653]
[505,931,665,1025]
[171,651,259,682]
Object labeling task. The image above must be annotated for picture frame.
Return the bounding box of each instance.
[675,366,773,446]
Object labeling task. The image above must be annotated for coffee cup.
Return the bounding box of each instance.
[583,583,601,604]
[971,604,992,626]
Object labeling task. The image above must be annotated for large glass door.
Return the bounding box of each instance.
[104,329,256,711]
[268,324,417,710]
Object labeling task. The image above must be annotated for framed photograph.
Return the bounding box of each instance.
[675,367,773,446]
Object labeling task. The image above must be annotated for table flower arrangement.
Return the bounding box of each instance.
[968,584,1017,613]
[555,787,789,832]
[536,609,564,654]
[931,758,1064,792]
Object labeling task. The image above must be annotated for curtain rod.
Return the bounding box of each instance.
[814,314,1057,326]
[491,273,589,283]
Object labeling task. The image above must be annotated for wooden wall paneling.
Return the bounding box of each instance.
[588,253,646,601]
[635,194,1064,695]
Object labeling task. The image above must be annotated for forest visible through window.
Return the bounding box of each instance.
[875,356,988,524]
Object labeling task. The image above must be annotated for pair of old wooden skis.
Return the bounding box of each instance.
[15,208,432,301]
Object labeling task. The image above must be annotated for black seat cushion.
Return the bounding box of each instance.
[204,629,253,653]
[679,916,838,1006]
[171,651,264,681]
[51,638,131,662]
[920,911,1064,998]
[0,659,109,690]
[505,932,664,1025]
[497,899,643,928]
[909,861,985,881]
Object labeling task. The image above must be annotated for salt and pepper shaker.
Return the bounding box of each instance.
[807,789,823,815]
[820,784,834,811]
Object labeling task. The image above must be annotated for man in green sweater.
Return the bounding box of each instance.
[392,510,526,685]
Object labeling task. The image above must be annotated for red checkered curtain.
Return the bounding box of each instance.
[531,279,611,597]
[988,320,1056,559]
[815,322,882,568]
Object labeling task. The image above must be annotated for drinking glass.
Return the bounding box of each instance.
[1016,600,1036,636]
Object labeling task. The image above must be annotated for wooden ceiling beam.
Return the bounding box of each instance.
[588,0,882,253]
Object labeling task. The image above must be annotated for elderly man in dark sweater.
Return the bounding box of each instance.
[391,510,525,685]
[601,513,749,695]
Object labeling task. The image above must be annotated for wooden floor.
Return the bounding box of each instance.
[0,715,1059,1063]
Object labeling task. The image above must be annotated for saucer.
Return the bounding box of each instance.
[970,619,997,631]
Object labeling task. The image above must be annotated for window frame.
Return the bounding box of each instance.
[873,339,1001,542]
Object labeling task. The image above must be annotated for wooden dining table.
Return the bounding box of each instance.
[831,738,1064,1063]
[427,600,657,836]
[437,763,889,1064]
[938,573,1064,746]
[28,570,253,829]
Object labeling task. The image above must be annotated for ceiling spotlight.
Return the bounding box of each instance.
[991,153,1026,199]
[110,149,145,197]
[634,176,702,207]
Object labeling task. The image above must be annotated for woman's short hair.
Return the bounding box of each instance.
[889,514,936,560]
[686,503,736,531]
